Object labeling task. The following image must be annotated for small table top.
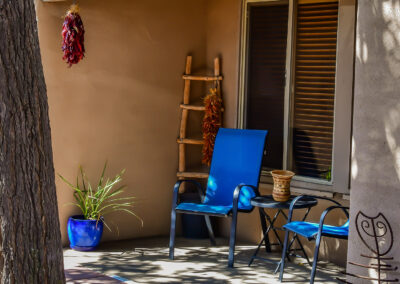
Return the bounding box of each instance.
[251,195,317,209]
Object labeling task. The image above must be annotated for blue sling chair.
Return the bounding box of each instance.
[169,128,268,268]
[279,195,349,284]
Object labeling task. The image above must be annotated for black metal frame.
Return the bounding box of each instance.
[249,202,315,272]
[279,195,349,284]
[169,180,260,268]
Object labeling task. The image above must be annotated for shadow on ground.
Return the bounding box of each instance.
[64,237,342,284]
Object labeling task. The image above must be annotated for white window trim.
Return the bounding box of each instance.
[238,0,356,193]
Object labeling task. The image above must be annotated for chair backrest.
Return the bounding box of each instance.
[203,128,268,210]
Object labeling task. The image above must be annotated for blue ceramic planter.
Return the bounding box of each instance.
[67,215,103,251]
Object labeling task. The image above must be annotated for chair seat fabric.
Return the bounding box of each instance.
[283,221,349,239]
[176,202,232,216]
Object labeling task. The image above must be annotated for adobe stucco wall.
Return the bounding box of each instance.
[348,1,400,282]
[36,0,207,244]
[37,0,350,267]
[206,0,242,129]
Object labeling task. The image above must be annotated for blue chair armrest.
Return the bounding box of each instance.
[172,180,205,209]
[287,195,348,223]
[232,184,259,212]
[318,205,350,231]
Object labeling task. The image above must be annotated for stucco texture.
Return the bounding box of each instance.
[36,0,207,244]
[348,0,400,282]
[37,0,350,268]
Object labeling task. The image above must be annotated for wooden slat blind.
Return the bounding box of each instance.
[292,1,338,180]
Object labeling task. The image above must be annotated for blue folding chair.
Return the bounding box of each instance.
[169,128,268,267]
[279,195,349,284]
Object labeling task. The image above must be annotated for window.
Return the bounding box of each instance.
[245,3,289,170]
[239,0,355,193]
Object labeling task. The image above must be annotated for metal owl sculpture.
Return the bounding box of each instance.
[339,211,398,283]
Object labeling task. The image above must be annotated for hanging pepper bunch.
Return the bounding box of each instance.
[62,4,85,66]
[202,87,223,166]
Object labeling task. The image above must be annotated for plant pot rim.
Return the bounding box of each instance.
[69,215,103,222]
[271,170,295,178]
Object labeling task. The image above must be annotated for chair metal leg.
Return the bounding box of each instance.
[279,229,290,282]
[310,234,322,284]
[169,207,177,260]
[228,209,239,268]
[204,216,216,246]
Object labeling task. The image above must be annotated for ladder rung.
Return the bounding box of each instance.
[182,75,223,81]
[180,104,206,111]
[180,104,224,112]
[177,172,209,179]
[177,138,204,145]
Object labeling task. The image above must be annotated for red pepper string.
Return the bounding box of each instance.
[202,87,223,166]
[62,4,85,67]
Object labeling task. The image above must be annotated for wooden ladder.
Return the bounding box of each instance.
[177,55,222,180]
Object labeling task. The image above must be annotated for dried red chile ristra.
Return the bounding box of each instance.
[62,5,85,67]
[202,88,223,166]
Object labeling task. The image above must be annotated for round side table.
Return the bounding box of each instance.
[249,195,318,271]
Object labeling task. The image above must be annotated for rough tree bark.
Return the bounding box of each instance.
[0,0,65,283]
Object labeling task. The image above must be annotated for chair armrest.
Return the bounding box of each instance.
[171,180,205,209]
[319,206,349,227]
[232,184,258,212]
[317,206,350,237]
[287,195,348,223]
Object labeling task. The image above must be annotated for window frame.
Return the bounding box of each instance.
[238,0,356,193]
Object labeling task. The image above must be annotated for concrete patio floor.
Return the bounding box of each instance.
[64,237,344,283]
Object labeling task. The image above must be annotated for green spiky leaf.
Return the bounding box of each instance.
[58,162,142,230]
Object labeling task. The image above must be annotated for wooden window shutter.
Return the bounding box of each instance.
[292,0,338,180]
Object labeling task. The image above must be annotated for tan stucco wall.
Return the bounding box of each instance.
[36,0,207,244]
[37,0,349,267]
[348,1,400,282]
[206,0,242,129]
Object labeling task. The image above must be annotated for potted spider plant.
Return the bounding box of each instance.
[59,162,142,251]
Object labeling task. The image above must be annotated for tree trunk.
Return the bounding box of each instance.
[0,0,65,283]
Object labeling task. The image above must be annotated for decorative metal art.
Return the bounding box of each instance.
[339,211,398,283]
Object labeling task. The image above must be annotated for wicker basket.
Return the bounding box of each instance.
[271,170,295,202]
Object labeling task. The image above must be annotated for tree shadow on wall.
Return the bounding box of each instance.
[349,0,400,282]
